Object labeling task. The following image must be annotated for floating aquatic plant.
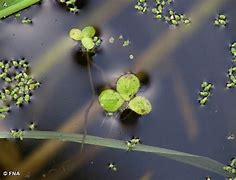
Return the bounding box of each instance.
[21,17,32,24]
[98,89,124,113]
[223,158,236,179]
[226,67,236,88]
[152,0,173,20]
[0,59,40,119]
[126,137,141,151]
[58,0,79,13]
[108,163,118,171]
[214,14,228,27]
[230,42,236,58]
[198,81,213,106]
[134,0,148,13]
[98,73,152,116]
[69,26,102,51]
[0,0,40,19]
[151,0,191,25]
[164,9,191,26]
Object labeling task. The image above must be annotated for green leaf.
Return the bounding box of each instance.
[0,0,40,19]
[81,37,95,50]
[116,74,140,101]
[81,26,96,38]
[98,89,124,112]
[69,28,83,41]
[128,96,152,115]
[0,130,231,177]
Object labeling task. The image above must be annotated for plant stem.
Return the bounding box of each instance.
[0,0,40,19]
[0,130,231,177]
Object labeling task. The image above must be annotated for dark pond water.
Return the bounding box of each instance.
[0,0,236,179]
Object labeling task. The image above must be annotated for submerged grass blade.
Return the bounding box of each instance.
[0,130,231,177]
[0,0,40,19]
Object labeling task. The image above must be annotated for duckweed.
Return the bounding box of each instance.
[116,74,140,101]
[126,137,141,151]
[69,26,102,51]
[134,0,148,13]
[214,14,228,27]
[123,39,130,47]
[98,73,152,116]
[98,89,124,113]
[108,163,118,171]
[58,0,79,13]
[21,17,32,24]
[151,0,190,26]
[230,42,236,57]
[164,9,191,26]
[10,129,24,140]
[198,81,213,106]
[226,67,236,88]
[0,59,40,119]
[223,158,236,179]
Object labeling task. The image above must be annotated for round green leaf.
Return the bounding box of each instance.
[128,96,152,115]
[69,28,83,41]
[82,26,96,38]
[81,37,95,50]
[98,89,124,112]
[116,74,140,101]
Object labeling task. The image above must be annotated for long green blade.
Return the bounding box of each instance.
[0,0,40,19]
[0,130,231,177]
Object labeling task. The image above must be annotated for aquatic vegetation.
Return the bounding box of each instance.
[134,0,148,13]
[0,59,40,119]
[69,26,102,51]
[0,0,40,19]
[152,0,173,20]
[108,163,118,171]
[226,67,236,88]
[123,39,131,47]
[98,89,124,112]
[10,129,24,140]
[28,122,36,130]
[214,14,228,27]
[151,0,190,26]
[98,73,152,116]
[230,42,236,58]
[126,137,141,151]
[116,74,140,101]
[164,9,191,26]
[21,17,32,24]
[223,158,236,179]
[198,81,213,106]
[58,0,79,13]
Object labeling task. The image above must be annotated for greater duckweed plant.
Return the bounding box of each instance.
[98,73,152,115]
[198,81,214,106]
[214,14,228,27]
[69,26,102,51]
[58,0,79,13]
[0,0,40,19]
[0,59,40,119]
